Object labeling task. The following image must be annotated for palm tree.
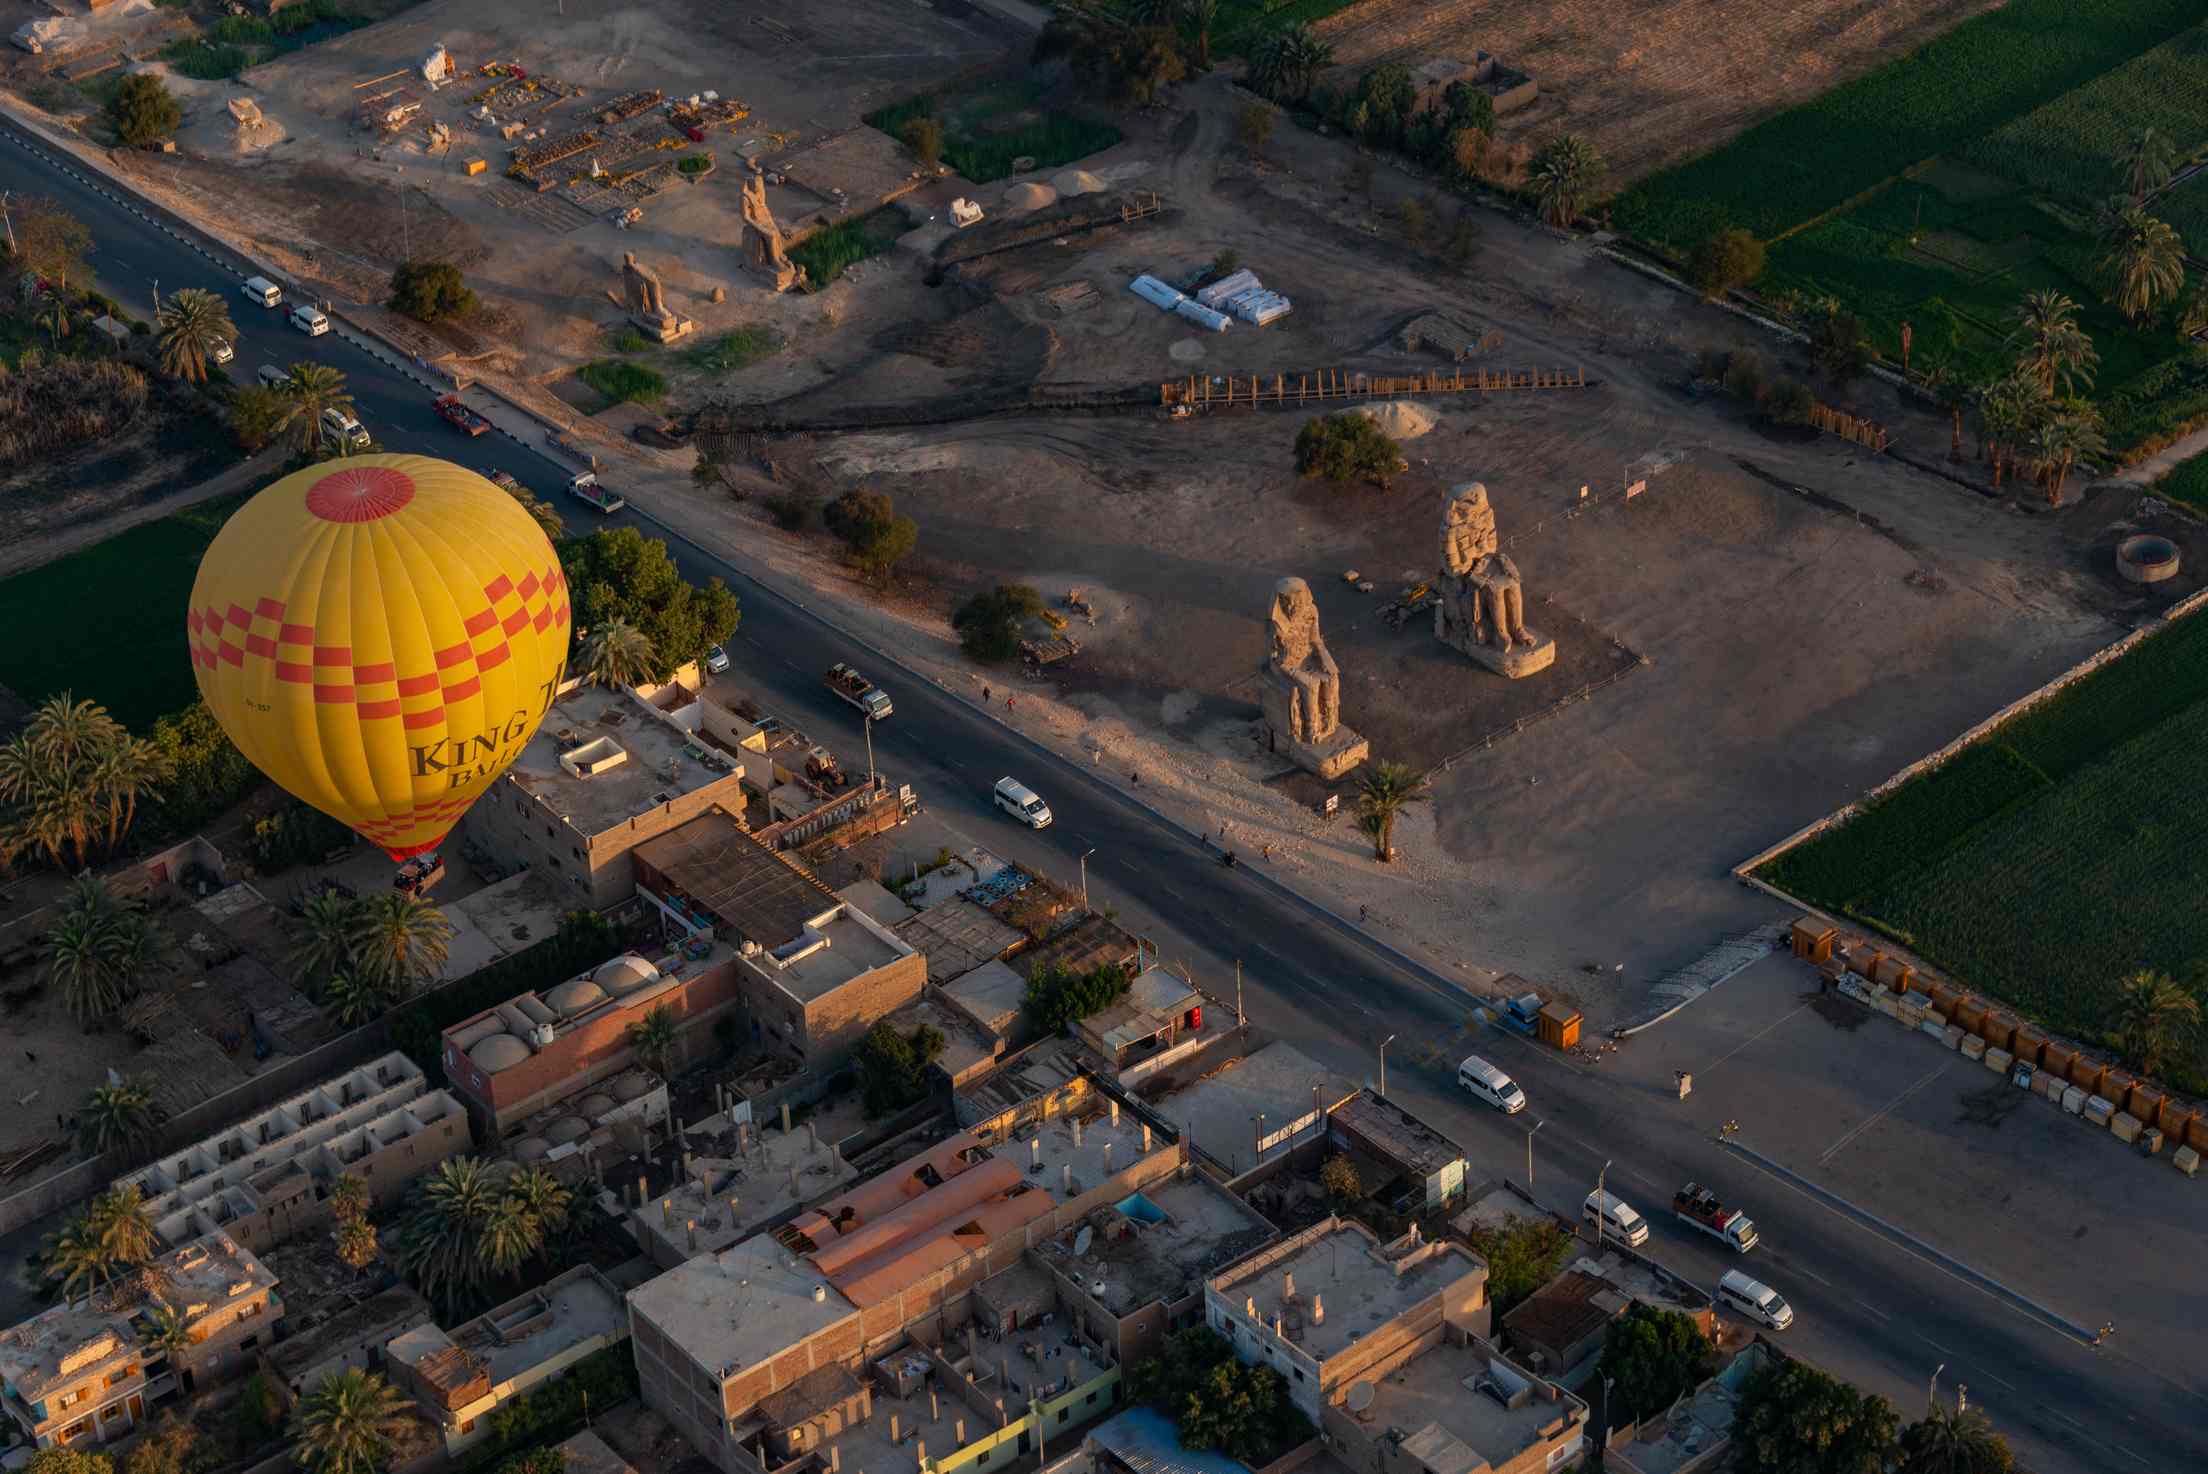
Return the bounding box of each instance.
[347,892,453,999]
[43,1216,115,1305]
[1183,0,1218,69]
[291,1369,412,1474]
[78,1077,163,1158]
[87,735,169,851]
[87,1184,160,1266]
[1899,1399,2013,1474]
[477,1194,543,1278]
[324,974,388,1028]
[2097,203,2187,325]
[395,1157,497,1312]
[2030,403,2107,506]
[1355,760,1432,863]
[625,1002,680,1080]
[292,888,363,990]
[139,1302,194,1367]
[156,288,237,384]
[1248,23,1331,102]
[1976,371,2051,490]
[2008,290,2097,395]
[2115,127,2179,207]
[1527,134,1604,228]
[2181,281,2208,339]
[280,362,356,456]
[580,617,656,691]
[0,695,159,868]
[334,1217,380,1274]
[37,289,70,348]
[330,1173,369,1225]
[2114,969,2201,1079]
[26,694,121,764]
[503,1167,571,1253]
[47,883,156,1024]
[1924,359,1971,460]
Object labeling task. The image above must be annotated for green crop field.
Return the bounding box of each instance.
[866,79,1121,186]
[1760,608,2208,1088]
[0,493,247,731]
[2157,449,2208,510]
[1612,0,2207,249]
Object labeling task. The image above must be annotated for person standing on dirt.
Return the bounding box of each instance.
[983,685,991,705]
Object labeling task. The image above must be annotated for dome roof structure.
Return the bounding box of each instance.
[596,955,660,996]
[469,1033,531,1072]
[512,1137,550,1162]
[545,1117,589,1145]
[545,978,608,1015]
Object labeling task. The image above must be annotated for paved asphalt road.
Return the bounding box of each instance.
[10,124,2193,1474]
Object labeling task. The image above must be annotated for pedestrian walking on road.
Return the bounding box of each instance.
[1359,904,1368,922]
[1007,695,1017,711]
[983,686,991,704]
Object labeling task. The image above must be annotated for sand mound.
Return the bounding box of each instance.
[1358,400,1438,439]
[1051,168,1105,196]
[1003,182,1058,212]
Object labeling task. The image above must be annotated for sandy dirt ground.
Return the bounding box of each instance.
[1312,0,2008,186]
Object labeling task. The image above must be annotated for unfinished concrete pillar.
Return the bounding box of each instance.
[1072,1117,1083,1148]
[809,1119,819,1148]
[890,1414,901,1444]
[916,1441,926,1470]
[1102,1141,1113,1174]
[687,1219,698,1251]
[1284,1272,1295,1300]
[662,1197,674,1228]
[1109,1100,1119,1126]
[1030,1137,1041,1170]
[967,1326,978,1361]
[682,1150,695,1180]
[829,1449,841,1474]
[1061,1163,1071,1194]
[1273,1314,1284,1338]
[955,1420,966,1445]
[637,1174,648,1207]
[1000,1358,1010,1392]
[930,1386,940,1420]
[1312,1294,1325,1324]
[782,1101,792,1134]
[1141,1124,1151,1152]
[791,1164,802,1196]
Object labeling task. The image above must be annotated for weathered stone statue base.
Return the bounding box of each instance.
[629,308,694,343]
[1262,718,1370,780]
[1441,626,1556,679]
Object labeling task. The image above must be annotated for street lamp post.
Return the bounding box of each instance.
[1595,1158,1612,1250]
[863,713,876,791]
[1526,1119,1545,1189]
[1378,1034,1397,1099]
[1926,1364,1944,1416]
[1080,848,1095,911]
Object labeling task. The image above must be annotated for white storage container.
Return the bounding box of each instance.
[1173,298,1232,332]
[1196,268,1260,308]
[1130,275,1185,310]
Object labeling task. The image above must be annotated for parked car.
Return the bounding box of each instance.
[320,407,370,449]
[257,363,289,389]
[210,339,235,365]
[993,777,1052,829]
[289,305,329,336]
[1582,1190,1650,1248]
[241,276,283,308]
[705,644,731,674]
[1456,1054,1527,1114]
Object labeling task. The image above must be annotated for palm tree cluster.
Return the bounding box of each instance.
[0,694,171,873]
[0,349,151,468]
[225,362,359,457]
[47,874,162,1025]
[393,1157,574,1314]
[1527,134,1605,229]
[329,1171,380,1274]
[625,1002,681,1080]
[292,1368,414,1474]
[78,1074,165,1158]
[43,1184,159,1304]
[154,288,237,384]
[289,885,455,1024]
[2093,131,2191,327]
[1961,292,2108,504]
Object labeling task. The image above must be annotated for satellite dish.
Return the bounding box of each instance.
[1074,1226,1094,1257]
[1347,1383,1376,1413]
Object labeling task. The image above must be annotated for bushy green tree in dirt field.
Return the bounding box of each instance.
[1034,10,1185,105]
[823,488,919,584]
[559,526,741,679]
[1765,377,1817,426]
[1690,227,1765,297]
[1294,412,1403,488]
[9,197,92,292]
[108,73,181,147]
[225,383,289,451]
[1598,1304,1715,1424]
[1811,307,1872,385]
[1023,959,1133,1035]
[953,583,1046,662]
[1732,1358,1898,1474]
[388,260,475,323]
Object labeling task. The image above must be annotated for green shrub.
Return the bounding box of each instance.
[389,259,475,323]
[576,359,666,405]
[246,800,355,872]
[2157,448,2208,510]
[1689,226,1765,296]
[1765,377,1818,424]
[676,153,713,176]
[106,72,181,146]
[1023,960,1132,1035]
[953,583,1046,662]
[683,325,782,375]
[1293,412,1403,487]
[787,210,900,289]
[765,491,813,531]
[1722,349,1767,402]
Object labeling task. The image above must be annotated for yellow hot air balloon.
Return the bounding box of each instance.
[187,454,570,860]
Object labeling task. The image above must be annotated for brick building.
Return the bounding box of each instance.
[462,685,749,909]
[0,1234,280,1449]
[632,810,924,1070]
[442,946,743,1140]
[116,1052,468,1251]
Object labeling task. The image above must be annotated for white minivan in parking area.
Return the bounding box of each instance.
[1582,1190,1650,1247]
[1456,1054,1526,1114]
[1718,1269,1794,1330]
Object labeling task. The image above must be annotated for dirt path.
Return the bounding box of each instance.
[0,449,283,580]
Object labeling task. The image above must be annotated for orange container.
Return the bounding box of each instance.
[1850,948,1883,981]
[2041,1041,2076,1078]
[2070,1057,2106,1094]
[2166,1106,2201,1147]
[2187,1115,2208,1153]
[2103,1069,2138,1110]
[1952,999,1985,1034]
[2009,1030,2045,1069]
[1873,957,1912,993]
[2129,1086,2166,1130]
[1978,1013,2015,1051]
[1926,982,1959,1014]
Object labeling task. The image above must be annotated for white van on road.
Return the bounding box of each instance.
[1456,1054,1526,1114]
[1718,1270,1793,1330]
[993,777,1052,829]
[241,276,283,308]
[289,304,330,337]
[1582,1190,1650,1247]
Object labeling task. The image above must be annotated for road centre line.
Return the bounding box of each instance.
[1819,1059,1952,1165]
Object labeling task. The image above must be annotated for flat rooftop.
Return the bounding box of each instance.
[1019,913,1144,983]
[1362,1339,1584,1474]
[1006,1099,1169,1202]
[509,687,738,838]
[836,877,915,926]
[555,1430,637,1474]
[943,958,1026,1039]
[958,1036,1087,1123]
[637,809,839,950]
[1330,1091,1465,1179]
[1213,1220,1483,1365]
[750,904,910,1005]
[894,899,1025,984]
[640,1108,857,1260]
[1150,1042,1361,1175]
[886,994,1001,1082]
[450,1266,626,1388]
[1615,1344,1767,1474]
[630,1236,857,1371]
[267,1284,433,1390]
[1034,1168,1274,1316]
[1566,1252,1712,1317]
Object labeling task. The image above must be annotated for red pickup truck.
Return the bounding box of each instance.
[432,393,492,437]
